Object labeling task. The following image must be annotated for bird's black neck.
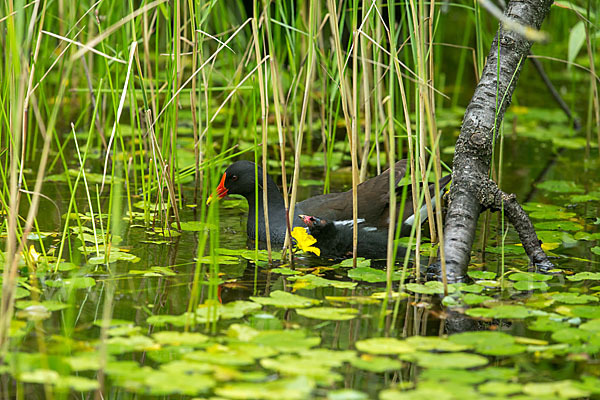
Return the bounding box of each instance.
[245,174,287,243]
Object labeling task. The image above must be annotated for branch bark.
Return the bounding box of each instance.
[440,0,555,282]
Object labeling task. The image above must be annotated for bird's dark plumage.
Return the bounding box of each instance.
[212,160,450,257]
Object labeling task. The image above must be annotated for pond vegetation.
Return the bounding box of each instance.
[1,0,599,399]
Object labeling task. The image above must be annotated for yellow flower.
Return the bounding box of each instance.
[291,227,321,256]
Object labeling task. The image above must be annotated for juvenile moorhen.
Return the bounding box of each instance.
[299,214,401,259]
[211,160,450,247]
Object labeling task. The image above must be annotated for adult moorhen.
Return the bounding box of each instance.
[211,160,450,247]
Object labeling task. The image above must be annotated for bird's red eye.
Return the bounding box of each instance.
[231,175,238,182]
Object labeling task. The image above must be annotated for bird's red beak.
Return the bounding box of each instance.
[299,214,315,228]
[207,172,228,205]
[215,172,228,198]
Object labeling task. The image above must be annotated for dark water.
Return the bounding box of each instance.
[2,120,600,399]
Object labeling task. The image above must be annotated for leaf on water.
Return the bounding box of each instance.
[478,381,523,396]
[534,221,584,232]
[250,329,321,352]
[567,272,600,281]
[88,251,140,265]
[270,267,301,275]
[349,355,402,373]
[513,281,549,291]
[56,375,100,391]
[326,388,369,400]
[467,270,497,280]
[572,192,600,203]
[142,369,215,395]
[336,258,371,268]
[551,327,595,343]
[46,277,96,290]
[462,293,494,305]
[105,335,157,355]
[405,281,456,295]
[355,337,414,355]
[406,336,470,352]
[287,274,357,290]
[215,376,315,400]
[530,210,576,220]
[535,180,585,193]
[347,266,404,283]
[152,331,209,346]
[250,290,321,308]
[147,313,196,327]
[15,300,69,311]
[550,292,598,304]
[260,355,341,385]
[18,369,60,384]
[528,317,568,332]
[195,254,240,264]
[196,300,261,323]
[466,305,532,319]
[291,227,321,256]
[400,351,488,369]
[176,221,217,231]
[509,272,553,282]
[295,307,358,321]
[523,380,591,398]
[567,305,600,319]
[580,319,600,332]
[325,295,381,305]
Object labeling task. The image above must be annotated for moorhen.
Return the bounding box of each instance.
[299,214,400,259]
[211,160,450,249]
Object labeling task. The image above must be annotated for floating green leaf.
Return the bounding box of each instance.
[355,337,414,355]
[466,305,532,319]
[296,307,358,321]
[550,292,598,304]
[400,351,488,369]
[347,266,403,283]
[287,274,357,290]
[215,376,315,400]
[567,272,600,281]
[534,221,584,231]
[467,270,497,280]
[349,355,401,373]
[536,180,585,193]
[250,290,321,308]
[509,272,553,282]
[513,281,549,291]
[152,331,208,346]
[405,281,456,295]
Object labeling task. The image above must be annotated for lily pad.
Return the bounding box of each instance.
[467,270,497,280]
[152,331,208,346]
[513,281,549,291]
[400,351,489,369]
[405,281,455,295]
[535,180,585,193]
[550,292,598,304]
[347,267,403,282]
[534,221,584,231]
[508,272,553,282]
[349,355,402,372]
[466,305,532,319]
[295,307,358,321]
[250,291,321,308]
[355,337,414,355]
[287,274,357,290]
[567,272,600,281]
[215,376,315,400]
